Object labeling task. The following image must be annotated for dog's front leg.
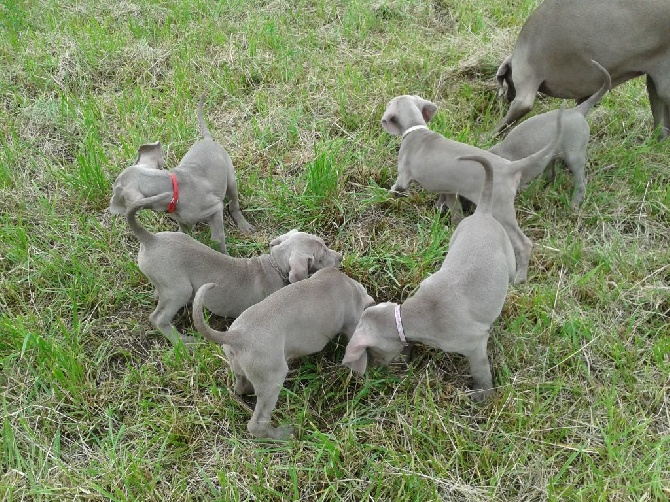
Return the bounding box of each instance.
[207,210,228,254]
[389,169,412,196]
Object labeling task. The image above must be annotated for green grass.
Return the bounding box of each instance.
[1,0,669,500]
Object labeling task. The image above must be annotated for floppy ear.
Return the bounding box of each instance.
[135,142,164,169]
[342,338,369,375]
[270,229,299,248]
[381,112,403,136]
[412,96,438,123]
[288,250,312,283]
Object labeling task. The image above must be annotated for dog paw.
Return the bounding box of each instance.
[470,388,494,403]
[388,189,407,198]
[240,223,255,234]
[273,425,294,440]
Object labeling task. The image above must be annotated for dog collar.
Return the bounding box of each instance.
[394,304,408,346]
[402,125,428,139]
[167,173,179,213]
[268,255,290,284]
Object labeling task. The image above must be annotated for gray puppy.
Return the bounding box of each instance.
[490,60,611,209]
[342,155,514,401]
[381,94,562,283]
[127,194,343,345]
[193,268,375,439]
[110,94,253,253]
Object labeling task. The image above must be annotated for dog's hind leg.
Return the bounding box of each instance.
[462,339,494,402]
[225,170,254,234]
[245,363,292,440]
[150,284,198,345]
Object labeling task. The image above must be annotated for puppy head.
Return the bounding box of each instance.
[108,143,163,214]
[108,167,144,215]
[135,142,165,169]
[269,230,343,283]
[381,95,438,136]
[341,302,403,375]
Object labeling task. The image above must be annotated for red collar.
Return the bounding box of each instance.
[167,173,179,213]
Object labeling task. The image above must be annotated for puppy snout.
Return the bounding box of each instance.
[331,251,343,266]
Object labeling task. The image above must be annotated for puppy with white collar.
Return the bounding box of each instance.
[342,155,514,400]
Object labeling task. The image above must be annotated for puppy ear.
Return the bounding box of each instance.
[270,229,299,248]
[288,250,312,283]
[412,96,438,123]
[136,142,164,169]
[342,340,369,375]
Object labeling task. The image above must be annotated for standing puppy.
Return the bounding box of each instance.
[490,60,611,209]
[343,155,514,401]
[109,93,253,253]
[193,268,375,439]
[127,195,343,345]
[381,94,562,283]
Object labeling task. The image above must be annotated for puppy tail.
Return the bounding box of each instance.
[126,193,172,246]
[197,93,212,140]
[509,103,564,177]
[457,155,494,215]
[575,60,611,117]
[193,283,232,346]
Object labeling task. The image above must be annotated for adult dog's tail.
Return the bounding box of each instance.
[575,60,611,117]
[457,155,494,215]
[126,193,171,246]
[197,93,212,140]
[193,283,238,346]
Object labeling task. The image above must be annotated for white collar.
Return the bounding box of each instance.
[402,124,428,139]
[394,304,408,346]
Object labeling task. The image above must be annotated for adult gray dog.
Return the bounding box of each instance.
[494,0,670,139]
[342,155,514,401]
[490,60,611,209]
[193,268,375,439]
[126,194,343,345]
[381,94,562,283]
[109,94,253,253]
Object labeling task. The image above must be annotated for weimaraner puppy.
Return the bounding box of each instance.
[494,0,670,139]
[109,93,253,253]
[126,194,343,345]
[381,94,563,283]
[193,268,375,439]
[490,60,611,209]
[343,155,513,401]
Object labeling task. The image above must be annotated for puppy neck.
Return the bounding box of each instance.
[267,254,290,284]
[402,124,428,139]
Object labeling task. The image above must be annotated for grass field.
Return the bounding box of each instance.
[1,0,669,500]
